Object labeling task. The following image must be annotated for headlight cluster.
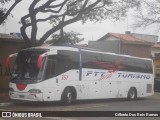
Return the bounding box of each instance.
[9,87,14,92]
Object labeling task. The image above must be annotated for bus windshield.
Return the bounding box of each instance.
[11,50,47,83]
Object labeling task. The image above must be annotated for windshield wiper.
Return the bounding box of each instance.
[21,77,39,84]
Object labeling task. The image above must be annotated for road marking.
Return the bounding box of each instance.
[47,103,109,111]
[0,109,12,111]
[0,103,13,107]
[63,104,108,111]
[0,101,30,107]
[0,102,109,111]
[46,117,77,120]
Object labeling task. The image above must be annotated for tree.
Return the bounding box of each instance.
[0,0,22,25]
[20,0,139,47]
[134,0,160,31]
[49,31,84,45]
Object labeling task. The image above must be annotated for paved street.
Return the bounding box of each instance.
[0,92,160,120]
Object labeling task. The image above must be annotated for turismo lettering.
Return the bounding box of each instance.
[118,73,151,79]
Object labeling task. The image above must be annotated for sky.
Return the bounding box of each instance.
[0,0,160,44]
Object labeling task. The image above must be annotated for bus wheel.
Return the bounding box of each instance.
[127,88,137,101]
[62,88,73,105]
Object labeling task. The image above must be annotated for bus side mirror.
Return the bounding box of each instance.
[5,53,17,69]
[37,55,43,69]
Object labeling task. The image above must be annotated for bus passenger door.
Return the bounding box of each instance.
[89,80,101,99]
[42,57,57,101]
[76,82,90,100]
[101,80,119,98]
[81,70,101,99]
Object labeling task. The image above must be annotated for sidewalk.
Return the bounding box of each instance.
[0,88,10,103]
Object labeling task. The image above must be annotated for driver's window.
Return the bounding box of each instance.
[44,57,56,80]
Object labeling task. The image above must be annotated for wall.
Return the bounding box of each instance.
[121,43,151,58]
[0,40,25,89]
[88,40,120,54]
[151,48,160,58]
[131,33,158,43]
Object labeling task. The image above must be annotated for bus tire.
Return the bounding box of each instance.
[61,87,73,105]
[127,87,137,101]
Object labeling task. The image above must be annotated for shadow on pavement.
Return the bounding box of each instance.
[12,97,149,107]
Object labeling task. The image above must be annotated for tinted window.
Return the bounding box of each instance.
[57,50,79,75]
[122,57,153,73]
[102,54,153,73]
[81,51,102,69]
[81,50,153,73]
[44,50,79,80]
[44,58,56,80]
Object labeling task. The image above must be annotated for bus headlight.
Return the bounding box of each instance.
[28,89,42,94]
[9,87,14,92]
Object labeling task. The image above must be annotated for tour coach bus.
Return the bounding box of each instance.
[7,45,154,105]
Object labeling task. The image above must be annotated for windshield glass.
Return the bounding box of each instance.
[11,50,47,83]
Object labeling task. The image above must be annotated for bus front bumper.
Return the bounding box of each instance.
[9,91,43,101]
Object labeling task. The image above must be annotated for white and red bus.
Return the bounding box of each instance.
[7,45,154,105]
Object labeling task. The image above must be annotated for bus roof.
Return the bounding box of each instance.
[22,45,152,61]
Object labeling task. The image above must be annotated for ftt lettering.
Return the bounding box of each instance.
[86,71,105,77]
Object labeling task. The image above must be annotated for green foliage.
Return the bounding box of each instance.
[0,0,11,4]
[0,9,5,18]
[51,31,84,45]
[0,0,140,46]
[20,0,139,47]
[0,0,8,24]
[0,0,21,25]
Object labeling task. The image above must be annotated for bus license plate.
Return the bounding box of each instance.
[19,95,24,98]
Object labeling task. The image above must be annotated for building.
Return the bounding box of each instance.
[152,43,160,90]
[88,32,154,58]
[131,33,158,43]
[151,43,160,58]
[0,33,25,89]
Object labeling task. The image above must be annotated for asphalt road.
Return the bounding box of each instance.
[0,92,160,120]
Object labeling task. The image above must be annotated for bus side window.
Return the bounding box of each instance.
[44,59,56,80]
